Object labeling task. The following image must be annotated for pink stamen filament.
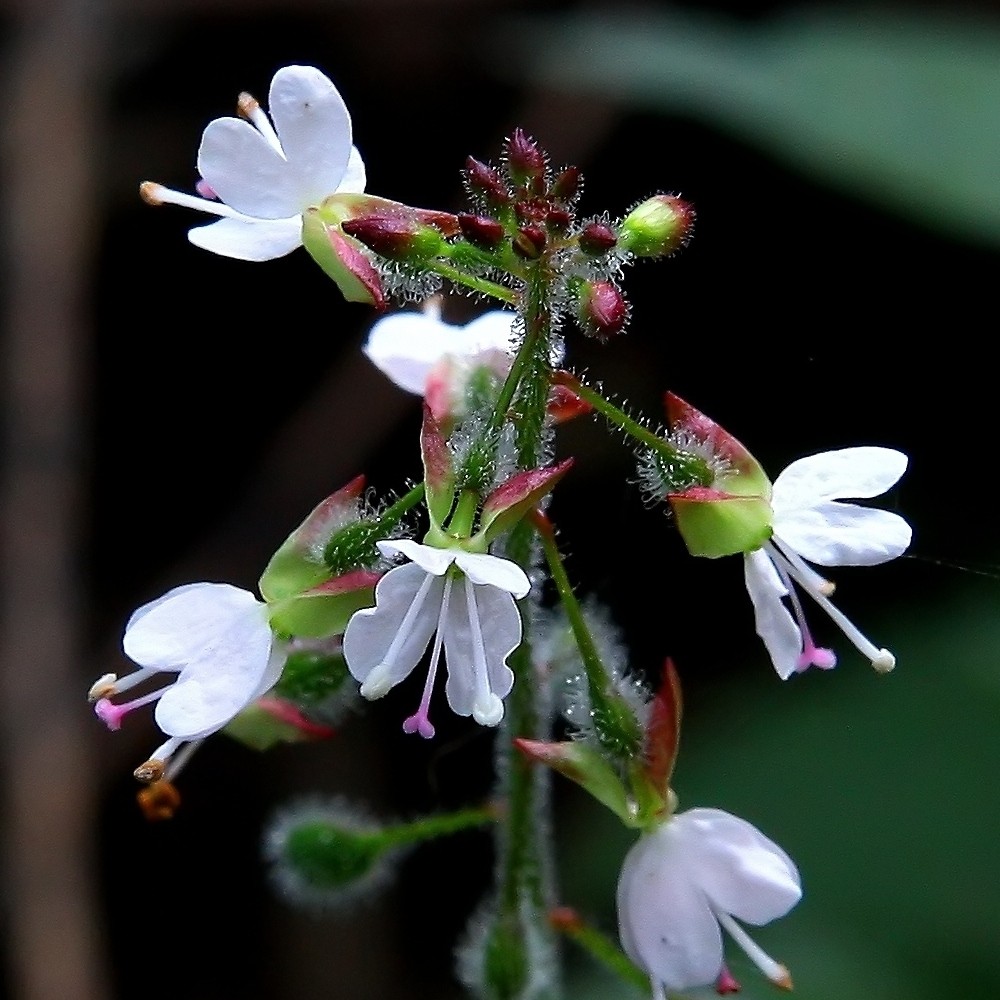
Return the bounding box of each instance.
[94,685,170,731]
[403,576,453,739]
[769,553,837,672]
[766,542,888,666]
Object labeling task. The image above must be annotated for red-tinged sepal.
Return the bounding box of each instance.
[478,459,573,543]
[267,569,381,638]
[421,403,456,530]
[515,738,638,827]
[664,392,774,558]
[224,697,336,752]
[547,380,592,423]
[301,208,385,308]
[260,477,367,603]
[642,659,682,798]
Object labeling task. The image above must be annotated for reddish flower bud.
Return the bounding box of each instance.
[619,194,695,258]
[513,225,547,259]
[464,156,509,206]
[579,221,618,255]
[577,280,629,340]
[342,214,446,262]
[506,128,547,186]
[458,212,505,250]
[551,165,582,202]
[546,207,572,231]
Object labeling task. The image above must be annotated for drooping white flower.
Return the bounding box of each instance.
[364,302,515,414]
[90,582,282,777]
[342,539,530,737]
[141,65,365,261]
[617,808,801,999]
[744,446,911,678]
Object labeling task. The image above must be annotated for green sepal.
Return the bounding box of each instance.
[301,208,385,307]
[477,458,574,543]
[421,403,456,529]
[268,571,379,639]
[515,738,640,827]
[273,648,351,706]
[260,477,366,603]
[670,491,773,558]
[224,700,334,752]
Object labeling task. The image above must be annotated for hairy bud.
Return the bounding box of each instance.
[619,194,695,258]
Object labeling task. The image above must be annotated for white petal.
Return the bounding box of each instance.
[268,66,353,208]
[377,539,457,576]
[441,582,519,717]
[364,312,460,393]
[616,826,725,992]
[744,551,801,680]
[123,583,264,671]
[671,809,801,925]
[454,310,517,361]
[152,602,274,738]
[340,145,367,193]
[198,117,304,219]
[772,447,908,513]
[454,551,531,597]
[342,563,443,688]
[774,504,912,567]
[187,216,302,261]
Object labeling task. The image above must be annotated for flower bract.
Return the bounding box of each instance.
[617,808,800,999]
[142,65,365,262]
[341,539,530,737]
[745,446,911,678]
[90,582,282,776]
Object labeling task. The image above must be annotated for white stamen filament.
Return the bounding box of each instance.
[149,736,183,763]
[414,576,453,719]
[237,91,285,157]
[767,542,893,670]
[464,577,503,726]
[650,976,667,1000]
[163,738,204,782]
[361,572,438,700]
[715,911,792,989]
[140,182,252,221]
[777,541,836,595]
[94,665,159,699]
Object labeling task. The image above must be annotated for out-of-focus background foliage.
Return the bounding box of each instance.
[1,1,998,998]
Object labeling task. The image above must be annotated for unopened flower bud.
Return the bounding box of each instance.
[576,280,629,340]
[619,194,695,257]
[551,165,582,202]
[342,214,446,263]
[579,221,618,255]
[458,213,505,250]
[464,156,509,206]
[546,207,572,232]
[513,225,547,259]
[505,128,547,187]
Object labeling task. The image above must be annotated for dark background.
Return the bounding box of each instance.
[2,2,998,999]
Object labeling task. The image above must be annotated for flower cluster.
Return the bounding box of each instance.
[92,62,918,1000]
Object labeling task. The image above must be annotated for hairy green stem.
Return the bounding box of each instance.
[380,805,498,849]
[430,260,518,304]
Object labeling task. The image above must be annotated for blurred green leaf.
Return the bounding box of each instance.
[514,6,1000,245]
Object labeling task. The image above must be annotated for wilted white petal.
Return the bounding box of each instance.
[743,550,801,679]
[671,809,801,925]
[617,824,725,992]
[774,503,912,567]
[454,551,531,598]
[772,447,908,511]
[267,65,353,206]
[187,216,303,261]
[342,563,443,689]
[198,117,305,219]
[377,539,457,576]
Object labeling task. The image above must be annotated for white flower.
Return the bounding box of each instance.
[140,65,365,261]
[744,447,911,678]
[617,808,801,999]
[364,302,515,404]
[342,539,530,737]
[90,582,282,777]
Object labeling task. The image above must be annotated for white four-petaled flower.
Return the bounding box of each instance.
[342,539,530,737]
[91,582,282,774]
[744,447,911,678]
[141,65,365,261]
[617,808,801,1000]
